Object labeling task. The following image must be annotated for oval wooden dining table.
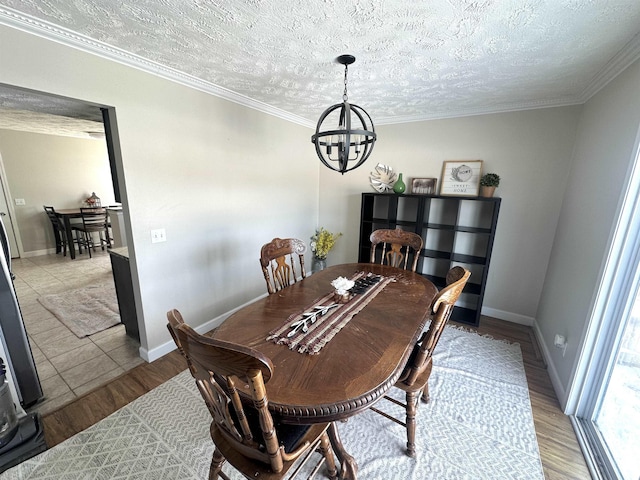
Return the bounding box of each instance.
[211,263,437,479]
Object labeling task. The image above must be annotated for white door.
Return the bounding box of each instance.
[0,174,20,258]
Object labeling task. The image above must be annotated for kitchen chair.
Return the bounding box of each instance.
[72,208,110,258]
[260,238,307,295]
[370,228,423,272]
[167,309,337,480]
[370,266,471,457]
[43,206,69,256]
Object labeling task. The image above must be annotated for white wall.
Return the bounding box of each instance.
[0,129,113,255]
[0,24,320,358]
[319,107,583,324]
[536,58,640,406]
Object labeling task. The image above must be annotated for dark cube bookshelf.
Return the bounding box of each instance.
[358,192,501,327]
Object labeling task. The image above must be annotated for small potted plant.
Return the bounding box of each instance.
[480,173,500,197]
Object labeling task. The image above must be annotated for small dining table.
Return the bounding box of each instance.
[55,208,106,259]
[211,263,437,479]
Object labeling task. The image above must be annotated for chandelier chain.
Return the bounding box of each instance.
[343,64,348,102]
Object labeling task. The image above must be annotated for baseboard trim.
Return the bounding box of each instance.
[22,248,56,258]
[141,291,270,362]
[480,306,535,326]
[532,322,568,410]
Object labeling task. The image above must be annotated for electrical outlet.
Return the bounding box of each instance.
[14,198,25,206]
[151,228,166,243]
[554,334,568,357]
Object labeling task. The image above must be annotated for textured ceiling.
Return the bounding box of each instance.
[0,86,104,138]
[1,0,640,137]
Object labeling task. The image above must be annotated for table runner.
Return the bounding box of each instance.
[266,272,395,354]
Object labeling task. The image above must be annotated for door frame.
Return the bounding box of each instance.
[0,153,23,257]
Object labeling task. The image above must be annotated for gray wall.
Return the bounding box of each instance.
[0,129,114,255]
[536,58,640,406]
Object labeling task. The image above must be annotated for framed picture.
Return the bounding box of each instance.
[411,178,437,195]
[439,160,483,196]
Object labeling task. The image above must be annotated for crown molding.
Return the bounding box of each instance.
[375,96,584,125]
[0,6,314,128]
[579,31,640,102]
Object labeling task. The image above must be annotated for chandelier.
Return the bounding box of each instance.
[311,55,376,174]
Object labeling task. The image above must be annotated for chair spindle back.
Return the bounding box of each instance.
[402,266,471,386]
[369,229,423,272]
[260,238,307,294]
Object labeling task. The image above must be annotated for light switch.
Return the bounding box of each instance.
[14,198,25,206]
[151,228,166,243]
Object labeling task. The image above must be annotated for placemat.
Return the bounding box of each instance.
[266,272,395,354]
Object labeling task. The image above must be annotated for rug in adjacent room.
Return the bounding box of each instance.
[37,282,120,337]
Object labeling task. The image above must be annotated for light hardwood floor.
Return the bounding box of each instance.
[40,315,591,479]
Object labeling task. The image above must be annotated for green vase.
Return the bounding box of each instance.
[393,173,406,194]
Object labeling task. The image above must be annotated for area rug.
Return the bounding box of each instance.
[2,326,544,479]
[37,282,120,338]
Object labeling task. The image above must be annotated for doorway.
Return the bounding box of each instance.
[0,84,139,415]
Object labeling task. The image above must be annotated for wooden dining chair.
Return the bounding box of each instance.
[260,238,307,295]
[167,309,337,480]
[369,228,423,272]
[370,266,471,457]
[43,206,69,256]
[72,208,111,258]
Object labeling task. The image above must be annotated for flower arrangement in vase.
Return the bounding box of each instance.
[331,276,355,303]
[310,227,342,272]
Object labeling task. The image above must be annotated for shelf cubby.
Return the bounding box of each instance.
[358,192,501,326]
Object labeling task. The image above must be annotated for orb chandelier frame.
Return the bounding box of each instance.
[311,54,377,175]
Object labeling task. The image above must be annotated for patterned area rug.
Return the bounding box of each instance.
[38,282,120,337]
[2,326,544,479]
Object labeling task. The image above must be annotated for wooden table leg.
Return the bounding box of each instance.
[328,422,357,480]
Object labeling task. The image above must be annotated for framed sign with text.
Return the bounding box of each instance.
[439,160,483,196]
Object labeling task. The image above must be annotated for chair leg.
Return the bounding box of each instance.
[105,226,112,248]
[100,231,109,250]
[52,228,62,254]
[421,384,430,403]
[319,432,338,480]
[209,448,227,480]
[405,390,419,457]
[85,232,93,258]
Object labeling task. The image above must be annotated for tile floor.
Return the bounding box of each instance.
[12,248,143,416]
